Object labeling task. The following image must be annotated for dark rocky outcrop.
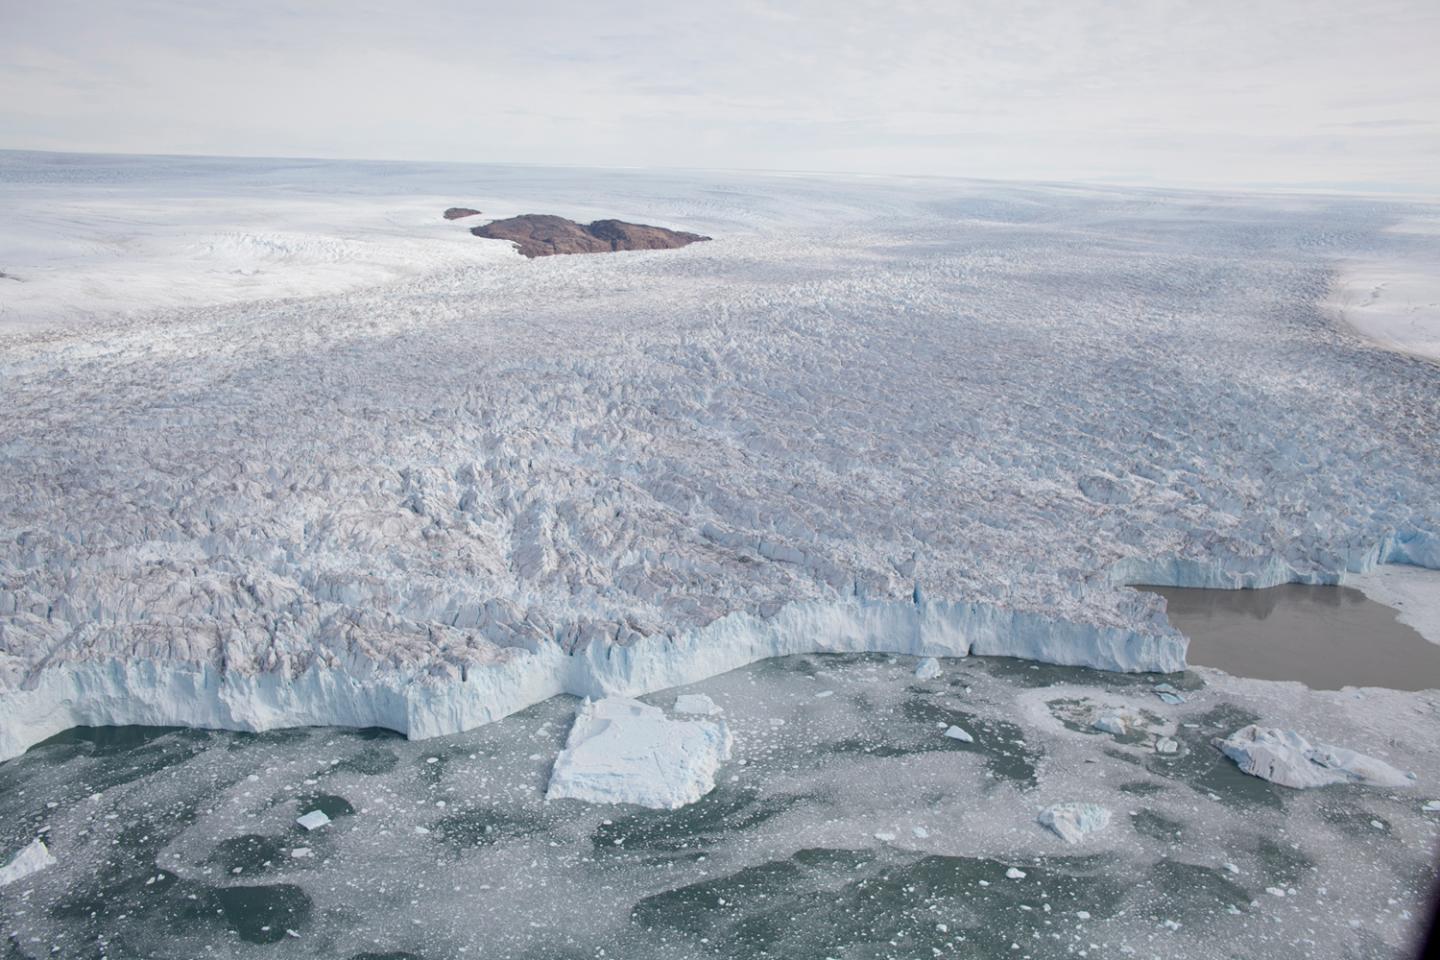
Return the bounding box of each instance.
[469,214,711,258]
[442,207,482,220]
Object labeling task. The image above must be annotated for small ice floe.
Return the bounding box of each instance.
[1153,683,1186,705]
[296,810,331,831]
[912,826,930,839]
[914,657,943,680]
[0,838,57,887]
[815,690,835,699]
[943,725,974,743]
[1092,714,1129,736]
[1037,803,1112,844]
[874,831,897,842]
[1155,737,1179,755]
[1421,800,1440,812]
[290,847,313,859]
[1006,867,1027,880]
[673,694,722,716]
[546,697,732,810]
[1213,725,1414,789]
[1222,862,1240,874]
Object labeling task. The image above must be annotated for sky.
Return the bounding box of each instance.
[3,0,1439,190]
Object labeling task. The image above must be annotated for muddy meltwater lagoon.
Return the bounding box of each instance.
[1141,580,1440,691]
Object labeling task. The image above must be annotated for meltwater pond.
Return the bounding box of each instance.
[1143,584,1440,691]
[1,653,1437,960]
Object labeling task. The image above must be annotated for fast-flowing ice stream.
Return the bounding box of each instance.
[1,151,1439,957]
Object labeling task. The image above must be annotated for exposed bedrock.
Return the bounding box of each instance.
[442,207,482,220]
[469,214,711,257]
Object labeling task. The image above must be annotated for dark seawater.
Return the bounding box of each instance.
[0,653,1433,959]
[1142,584,1440,690]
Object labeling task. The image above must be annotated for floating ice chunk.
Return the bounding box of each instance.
[290,847,312,858]
[1075,911,1091,920]
[1153,683,1186,705]
[1422,800,1440,812]
[546,697,732,810]
[874,831,897,842]
[296,810,331,831]
[1222,862,1240,874]
[815,690,834,699]
[1213,725,1414,789]
[1155,737,1179,755]
[1006,867,1027,879]
[1092,715,1128,736]
[1266,887,1286,898]
[943,725,974,743]
[912,826,930,839]
[0,838,57,887]
[914,658,943,680]
[672,694,722,716]
[1038,803,1112,844]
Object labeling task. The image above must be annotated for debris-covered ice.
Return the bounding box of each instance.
[546,697,732,809]
[1213,724,1415,789]
[0,838,57,887]
[1037,803,1112,844]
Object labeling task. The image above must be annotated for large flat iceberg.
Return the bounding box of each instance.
[545,697,732,809]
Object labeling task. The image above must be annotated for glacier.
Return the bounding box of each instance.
[2,152,1440,761]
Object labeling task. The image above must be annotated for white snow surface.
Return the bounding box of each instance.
[0,838,57,887]
[544,697,732,809]
[1037,802,1112,844]
[1213,724,1415,789]
[1325,217,1440,362]
[2,152,1439,761]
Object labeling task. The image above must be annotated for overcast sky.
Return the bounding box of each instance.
[3,0,1438,189]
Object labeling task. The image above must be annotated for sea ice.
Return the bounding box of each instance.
[1213,725,1415,789]
[1037,803,1112,844]
[545,697,732,809]
[0,838,57,887]
[914,658,943,680]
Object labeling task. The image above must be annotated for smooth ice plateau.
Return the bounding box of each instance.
[1,152,1439,760]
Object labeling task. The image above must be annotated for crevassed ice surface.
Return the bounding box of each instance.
[1,654,1436,958]
[1,152,1439,757]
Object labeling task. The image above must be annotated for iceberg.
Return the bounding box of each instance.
[0,838,57,887]
[673,693,722,716]
[1037,803,1112,844]
[1213,725,1414,789]
[943,725,974,743]
[545,697,732,809]
[914,658,943,680]
[296,810,331,831]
